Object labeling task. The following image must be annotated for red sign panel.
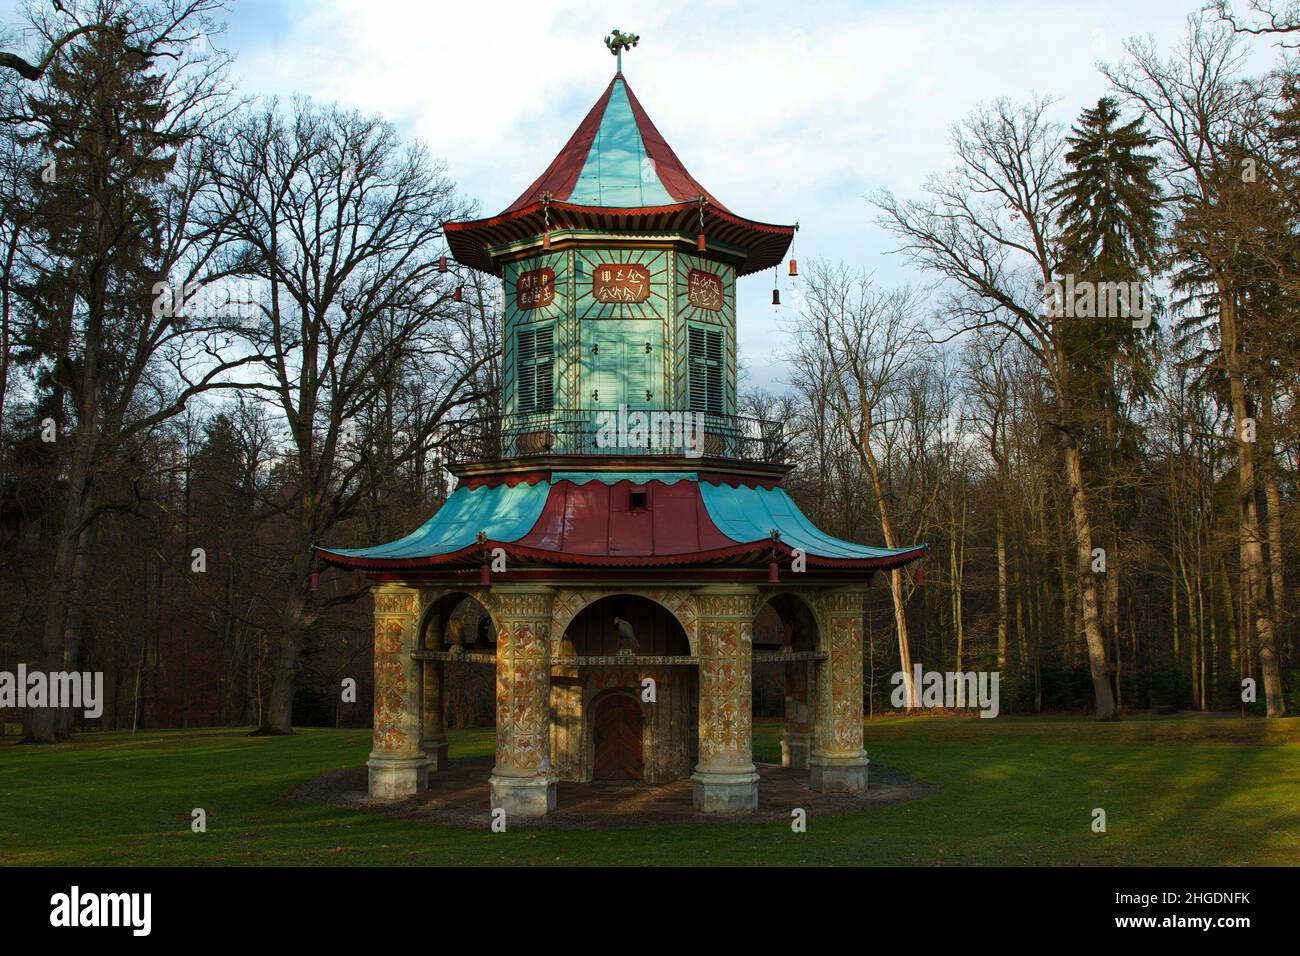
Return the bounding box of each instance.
[516,267,555,310]
[592,264,650,304]
[687,269,724,311]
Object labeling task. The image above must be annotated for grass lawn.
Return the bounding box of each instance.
[1,715,1297,866]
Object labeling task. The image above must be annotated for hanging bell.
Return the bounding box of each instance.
[542,230,551,250]
[768,560,780,583]
[310,571,320,592]
[480,562,491,586]
[914,564,925,587]
[788,258,798,277]
[352,572,363,591]
[438,255,448,273]
[696,232,707,252]
[453,285,463,302]
[771,288,781,306]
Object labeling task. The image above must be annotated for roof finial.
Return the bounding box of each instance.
[604,28,639,74]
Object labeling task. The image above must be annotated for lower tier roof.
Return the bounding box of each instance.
[315,472,927,571]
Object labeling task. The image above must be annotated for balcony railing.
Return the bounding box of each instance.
[438,408,788,465]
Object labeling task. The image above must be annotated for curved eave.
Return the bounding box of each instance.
[443,201,795,277]
[315,539,927,572]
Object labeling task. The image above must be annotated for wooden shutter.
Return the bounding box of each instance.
[516,324,554,414]
[688,325,723,415]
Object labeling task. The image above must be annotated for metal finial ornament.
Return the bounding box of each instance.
[605,29,639,73]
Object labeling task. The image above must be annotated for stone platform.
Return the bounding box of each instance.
[295,757,936,829]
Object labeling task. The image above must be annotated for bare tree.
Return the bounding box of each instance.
[788,262,927,707]
[876,97,1120,719]
[212,98,493,733]
[1106,17,1287,715]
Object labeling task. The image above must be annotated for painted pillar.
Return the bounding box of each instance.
[692,585,760,812]
[810,587,869,793]
[489,584,557,817]
[781,658,814,770]
[367,584,429,798]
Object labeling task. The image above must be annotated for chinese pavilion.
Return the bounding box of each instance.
[316,35,926,817]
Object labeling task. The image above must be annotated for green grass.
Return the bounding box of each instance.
[1,715,1297,865]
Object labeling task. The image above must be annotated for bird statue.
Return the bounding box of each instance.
[612,616,639,654]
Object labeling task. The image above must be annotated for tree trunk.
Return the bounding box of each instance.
[1220,295,1284,716]
[1062,433,1117,719]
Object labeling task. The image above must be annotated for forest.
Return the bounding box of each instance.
[0,0,1296,740]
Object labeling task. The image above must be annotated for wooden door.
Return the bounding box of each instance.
[593,694,643,780]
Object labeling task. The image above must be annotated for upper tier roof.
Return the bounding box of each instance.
[504,74,729,213]
[444,74,796,277]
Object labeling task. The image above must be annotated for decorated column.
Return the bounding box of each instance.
[421,609,450,771]
[693,585,760,812]
[367,584,429,798]
[489,584,557,817]
[810,587,869,793]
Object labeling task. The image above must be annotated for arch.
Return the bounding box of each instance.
[560,594,692,657]
[755,590,821,652]
[551,588,698,655]
[418,589,498,651]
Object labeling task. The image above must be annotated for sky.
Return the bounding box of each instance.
[1,0,1282,391]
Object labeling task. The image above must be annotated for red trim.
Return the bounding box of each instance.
[461,471,551,490]
[315,539,927,573]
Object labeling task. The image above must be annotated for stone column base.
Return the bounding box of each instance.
[422,739,451,772]
[781,731,813,770]
[367,751,429,799]
[692,768,760,813]
[489,774,557,818]
[809,752,869,794]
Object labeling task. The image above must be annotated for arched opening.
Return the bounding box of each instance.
[553,595,695,784]
[559,594,692,657]
[754,592,819,770]
[416,592,497,772]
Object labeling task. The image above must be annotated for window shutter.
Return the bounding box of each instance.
[516,324,554,415]
[688,325,723,415]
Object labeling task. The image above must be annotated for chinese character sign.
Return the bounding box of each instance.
[592,264,650,304]
[516,267,555,310]
[687,269,723,311]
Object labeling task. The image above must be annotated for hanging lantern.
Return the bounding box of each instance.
[788,258,798,277]
[696,232,707,252]
[914,564,925,587]
[438,256,448,273]
[310,571,320,592]
[479,562,491,586]
[771,288,780,306]
[454,285,463,302]
[542,230,551,250]
[768,560,780,583]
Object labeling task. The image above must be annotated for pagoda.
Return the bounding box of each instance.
[316,34,926,817]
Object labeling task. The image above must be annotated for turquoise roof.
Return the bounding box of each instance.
[698,483,913,560]
[320,482,550,562]
[568,78,676,207]
[318,475,926,567]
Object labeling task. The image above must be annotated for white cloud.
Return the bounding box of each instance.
[220,0,1270,390]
